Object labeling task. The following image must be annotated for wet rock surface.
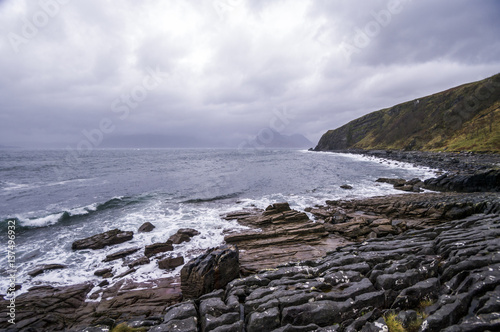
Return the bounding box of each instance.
[3,200,500,331]
[223,202,350,273]
[144,241,174,257]
[358,150,500,173]
[309,192,500,241]
[168,228,201,244]
[345,150,500,192]
[27,264,67,277]
[149,213,500,332]
[138,222,156,233]
[0,278,182,331]
[181,245,240,299]
[423,169,500,192]
[71,229,134,250]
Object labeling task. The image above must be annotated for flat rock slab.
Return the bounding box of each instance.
[145,241,174,257]
[307,192,500,241]
[28,264,66,277]
[103,247,140,262]
[72,229,134,250]
[0,277,182,331]
[223,202,349,273]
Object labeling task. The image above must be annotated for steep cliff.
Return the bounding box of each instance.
[315,73,500,153]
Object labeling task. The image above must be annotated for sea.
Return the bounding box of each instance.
[0,148,437,298]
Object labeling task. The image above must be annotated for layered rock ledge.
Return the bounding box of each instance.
[222,202,351,274]
[149,212,500,332]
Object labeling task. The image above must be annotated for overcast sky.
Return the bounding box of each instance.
[1,0,499,148]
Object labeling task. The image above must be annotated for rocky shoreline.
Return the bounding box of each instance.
[324,149,500,174]
[1,151,499,331]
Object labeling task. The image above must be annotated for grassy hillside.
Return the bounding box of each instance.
[315,73,500,153]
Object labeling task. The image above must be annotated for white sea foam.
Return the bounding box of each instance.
[15,201,101,228]
[1,199,251,299]
[1,178,94,194]
[17,212,64,227]
[316,151,438,179]
[2,182,36,192]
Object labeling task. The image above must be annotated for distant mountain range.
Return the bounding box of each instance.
[0,144,19,149]
[101,134,217,148]
[100,132,313,149]
[243,131,313,149]
[315,73,500,153]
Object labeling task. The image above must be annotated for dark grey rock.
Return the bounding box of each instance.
[94,268,113,277]
[163,317,198,332]
[421,293,471,331]
[343,310,380,332]
[441,312,500,332]
[163,301,197,323]
[181,245,239,299]
[28,264,66,277]
[396,310,417,329]
[169,228,201,244]
[103,247,140,262]
[476,286,500,314]
[375,270,422,291]
[127,256,150,268]
[247,307,281,332]
[391,278,440,309]
[138,221,156,232]
[271,323,322,332]
[113,268,136,279]
[210,320,244,332]
[360,317,388,332]
[77,327,112,332]
[199,297,234,317]
[202,312,240,332]
[282,301,347,327]
[144,241,174,257]
[72,229,133,250]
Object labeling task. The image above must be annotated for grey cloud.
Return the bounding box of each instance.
[0,0,499,148]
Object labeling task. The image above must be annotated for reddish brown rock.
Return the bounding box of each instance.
[223,203,347,273]
[159,256,185,270]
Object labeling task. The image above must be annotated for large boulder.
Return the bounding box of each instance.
[180,245,239,299]
[423,169,500,192]
[138,222,155,233]
[72,229,133,250]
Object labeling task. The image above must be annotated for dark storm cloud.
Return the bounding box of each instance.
[0,0,498,148]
